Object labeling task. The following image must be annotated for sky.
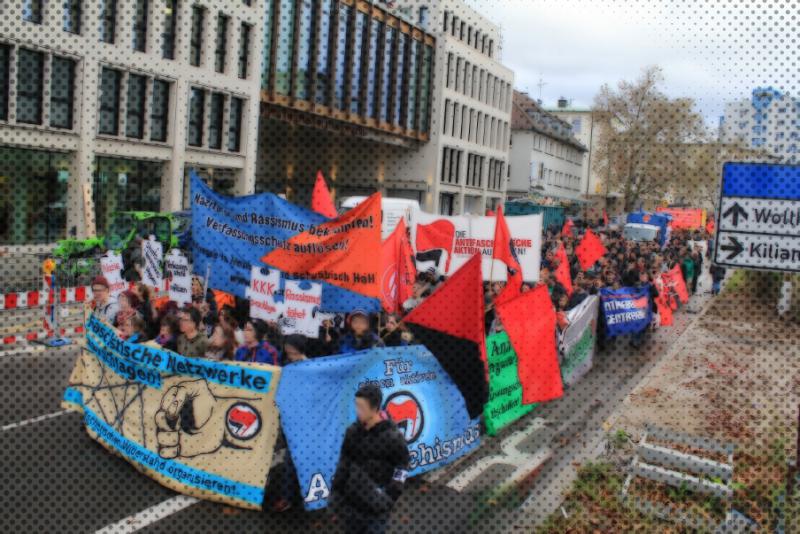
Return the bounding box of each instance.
[464,0,798,127]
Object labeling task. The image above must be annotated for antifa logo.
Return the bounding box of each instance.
[382,264,398,302]
[508,237,521,275]
[643,214,651,223]
[225,403,261,440]
[383,391,424,443]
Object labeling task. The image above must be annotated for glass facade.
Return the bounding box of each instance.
[294,0,314,100]
[349,10,366,114]
[314,0,334,105]
[275,0,295,95]
[0,147,69,245]
[93,157,164,234]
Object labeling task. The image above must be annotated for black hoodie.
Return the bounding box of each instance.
[332,417,410,517]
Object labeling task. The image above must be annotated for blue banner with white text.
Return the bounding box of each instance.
[600,285,652,337]
[275,345,481,511]
[190,172,380,312]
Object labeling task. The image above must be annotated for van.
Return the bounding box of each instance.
[339,196,421,240]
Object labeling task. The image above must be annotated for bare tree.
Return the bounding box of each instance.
[593,66,706,212]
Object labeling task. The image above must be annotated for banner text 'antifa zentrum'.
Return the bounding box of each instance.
[63,314,282,510]
[190,172,379,312]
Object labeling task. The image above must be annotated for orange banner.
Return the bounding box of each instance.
[656,207,706,230]
[260,193,382,299]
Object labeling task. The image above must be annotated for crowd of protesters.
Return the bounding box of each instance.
[89,218,720,368]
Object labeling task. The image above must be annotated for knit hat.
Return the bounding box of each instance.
[91,275,110,289]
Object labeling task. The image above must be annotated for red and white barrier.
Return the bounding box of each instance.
[2,325,86,345]
[0,286,92,310]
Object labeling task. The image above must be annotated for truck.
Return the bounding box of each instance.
[624,212,672,247]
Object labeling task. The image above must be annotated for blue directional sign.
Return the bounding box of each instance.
[716,162,800,272]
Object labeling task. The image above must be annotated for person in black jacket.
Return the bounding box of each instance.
[332,384,410,534]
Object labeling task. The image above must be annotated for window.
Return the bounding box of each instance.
[405,39,418,130]
[188,87,205,146]
[441,147,461,184]
[454,57,462,93]
[100,0,117,43]
[125,74,147,138]
[262,0,273,88]
[94,157,163,235]
[393,32,407,126]
[275,0,296,95]
[0,45,9,120]
[418,7,429,28]
[349,10,367,114]
[132,0,148,51]
[150,79,169,142]
[23,0,44,23]
[445,52,453,88]
[466,154,484,188]
[379,25,395,122]
[208,92,224,149]
[162,0,178,59]
[50,56,75,129]
[333,3,349,109]
[366,20,382,118]
[443,10,450,32]
[190,6,205,66]
[98,67,121,134]
[16,49,44,125]
[488,39,494,57]
[294,0,313,100]
[227,97,243,152]
[418,44,432,133]
[439,193,455,216]
[63,0,82,34]
[215,14,229,73]
[313,0,334,104]
[238,23,250,79]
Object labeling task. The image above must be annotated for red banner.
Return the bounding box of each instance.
[311,171,337,218]
[575,229,607,271]
[554,243,572,295]
[380,219,416,314]
[662,265,689,305]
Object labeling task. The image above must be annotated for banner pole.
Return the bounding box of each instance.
[203,263,211,297]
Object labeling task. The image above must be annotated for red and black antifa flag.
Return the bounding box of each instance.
[404,255,488,419]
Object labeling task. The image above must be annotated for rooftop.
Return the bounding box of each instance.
[512,92,588,151]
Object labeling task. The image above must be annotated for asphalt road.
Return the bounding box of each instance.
[0,276,713,534]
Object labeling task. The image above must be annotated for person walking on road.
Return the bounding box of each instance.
[710,264,726,296]
[332,384,410,534]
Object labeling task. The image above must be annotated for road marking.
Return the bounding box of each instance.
[2,409,70,431]
[94,496,200,534]
[447,417,550,492]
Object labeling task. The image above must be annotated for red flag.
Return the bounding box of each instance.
[416,219,456,274]
[655,290,674,326]
[662,265,689,304]
[380,219,416,314]
[603,209,609,227]
[496,285,563,404]
[404,255,488,418]
[492,205,523,289]
[575,229,607,270]
[311,170,337,218]
[261,192,382,298]
[562,218,575,237]
[554,243,572,295]
[705,218,715,235]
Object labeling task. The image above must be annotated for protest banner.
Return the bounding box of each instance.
[190,171,379,313]
[311,171,337,218]
[280,280,323,337]
[413,212,542,282]
[656,207,706,230]
[275,346,481,511]
[575,229,607,271]
[165,249,191,306]
[261,193,382,299]
[599,285,653,337]
[381,219,416,314]
[245,266,282,321]
[99,251,127,298]
[62,315,281,510]
[558,296,599,387]
[483,331,534,436]
[142,235,164,289]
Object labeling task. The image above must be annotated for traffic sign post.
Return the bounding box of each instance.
[715,162,800,316]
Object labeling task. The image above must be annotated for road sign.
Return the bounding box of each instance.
[715,162,800,273]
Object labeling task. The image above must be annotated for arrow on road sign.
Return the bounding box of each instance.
[722,202,748,227]
[720,236,744,260]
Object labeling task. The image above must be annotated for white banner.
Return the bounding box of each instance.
[99,251,127,298]
[559,295,599,387]
[280,280,323,338]
[142,235,164,289]
[413,212,542,282]
[165,249,191,306]
[245,266,282,322]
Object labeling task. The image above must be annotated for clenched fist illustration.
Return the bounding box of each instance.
[155,379,225,459]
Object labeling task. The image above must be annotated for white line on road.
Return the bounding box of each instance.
[94,496,200,534]
[1,409,71,431]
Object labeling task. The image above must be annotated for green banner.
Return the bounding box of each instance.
[483,331,534,436]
